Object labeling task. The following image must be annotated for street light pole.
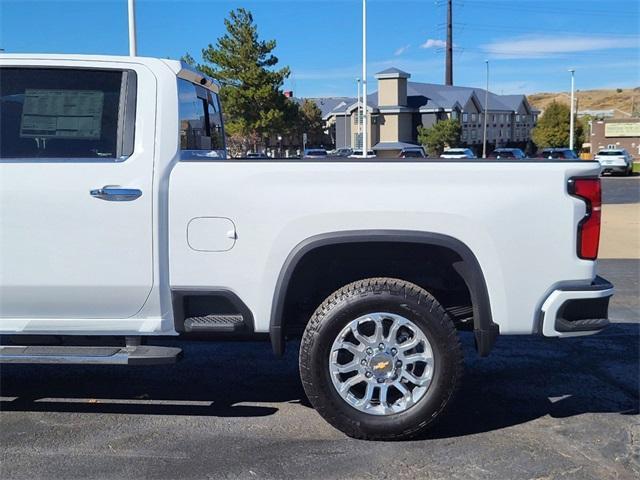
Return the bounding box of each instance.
[128,0,137,56]
[482,60,489,159]
[361,0,368,157]
[357,78,361,148]
[569,68,576,151]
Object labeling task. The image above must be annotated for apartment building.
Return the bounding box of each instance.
[319,67,538,157]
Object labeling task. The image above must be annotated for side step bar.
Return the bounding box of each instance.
[0,345,182,365]
[184,314,246,333]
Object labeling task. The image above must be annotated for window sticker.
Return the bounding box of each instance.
[19,89,104,139]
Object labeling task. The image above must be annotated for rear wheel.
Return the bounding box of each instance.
[299,277,463,440]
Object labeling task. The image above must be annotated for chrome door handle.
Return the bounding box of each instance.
[90,186,142,201]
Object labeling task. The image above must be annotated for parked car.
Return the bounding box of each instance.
[538,148,579,160]
[489,148,526,159]
[398,147,426,159]
[440,148,476,159]
[332,148,353,157]
[246,151,269,159]
[0,54,613,441]
[594,148,634,176]
[349,149,377,158]
[304,148,328,159]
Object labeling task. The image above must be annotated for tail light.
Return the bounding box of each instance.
[568,177,601,260]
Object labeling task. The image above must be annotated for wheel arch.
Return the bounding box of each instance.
[270,230,499,357]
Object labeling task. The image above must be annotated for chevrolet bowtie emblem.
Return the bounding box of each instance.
[373,360,390,370]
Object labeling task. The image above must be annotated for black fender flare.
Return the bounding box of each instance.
[269,230,499,357]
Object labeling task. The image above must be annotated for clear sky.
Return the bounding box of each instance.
[1,0,639,98]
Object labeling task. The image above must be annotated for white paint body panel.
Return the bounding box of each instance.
[168,161,600,335]
[0,55,179,334]
[0,57,158,321]
[0,54,603,337]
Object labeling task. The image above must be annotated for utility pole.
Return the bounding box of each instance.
[361,0,369,157]
[128,0,137,56]
[569,69,575,150]
[445,0,453,85]
[482,60,489,158]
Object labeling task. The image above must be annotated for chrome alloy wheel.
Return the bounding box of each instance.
[328,312,435,415]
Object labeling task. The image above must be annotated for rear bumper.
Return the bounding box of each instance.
[601,166,628,173]
[599,161,629,173]
[540,276,614,337]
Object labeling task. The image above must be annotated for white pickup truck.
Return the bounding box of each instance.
[0,55,614,440]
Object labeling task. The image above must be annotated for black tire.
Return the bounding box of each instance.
[299,277,463,440]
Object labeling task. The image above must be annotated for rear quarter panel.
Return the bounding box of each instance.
[168,160,601,334]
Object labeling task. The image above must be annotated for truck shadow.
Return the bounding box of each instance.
[1,323,638,438]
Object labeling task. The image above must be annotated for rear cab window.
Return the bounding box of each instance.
[178,79,225,159]
[597,150,624,156]
[0,67,136,161]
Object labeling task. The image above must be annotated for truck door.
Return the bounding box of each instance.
[0,63,155,320]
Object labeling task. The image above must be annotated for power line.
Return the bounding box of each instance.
[459,1,637,17]
[438,22,638,36]
[443,45,639,59]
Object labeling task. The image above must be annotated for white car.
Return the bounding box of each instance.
[0,54,614,441]
[348,149,377,158]
[440,148,476,159]
[595,148,634,176]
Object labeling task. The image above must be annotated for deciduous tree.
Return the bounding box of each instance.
[532,101,584,150]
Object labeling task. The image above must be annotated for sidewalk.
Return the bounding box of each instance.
[600,203,640,259]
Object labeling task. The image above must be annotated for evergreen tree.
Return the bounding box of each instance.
[297,100,325,145]
[417,119,461,156]
[190,8,291,147]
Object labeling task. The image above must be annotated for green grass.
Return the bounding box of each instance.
[634,162,640,174]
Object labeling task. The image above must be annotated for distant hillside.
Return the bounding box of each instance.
[528,87,640,118]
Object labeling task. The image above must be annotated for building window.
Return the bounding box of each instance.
[354,133,363,149]
[462,113,468,122]
[471,113,477,122]
[462,130,467,140]
[492,114,496,122]
[471,130,477,140]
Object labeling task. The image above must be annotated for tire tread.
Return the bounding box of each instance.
[299,277,464,440]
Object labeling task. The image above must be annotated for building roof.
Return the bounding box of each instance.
[316,93,379,118]
[373,141,422,151]
[314,68,534,119]
[375,68,411,79]
[407,83,518,112]
[303,97,354,119]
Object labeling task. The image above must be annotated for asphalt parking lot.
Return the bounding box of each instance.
[601,174,640,205]
[1,177,638,480]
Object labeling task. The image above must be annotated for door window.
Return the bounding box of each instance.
[0,68,136,160]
